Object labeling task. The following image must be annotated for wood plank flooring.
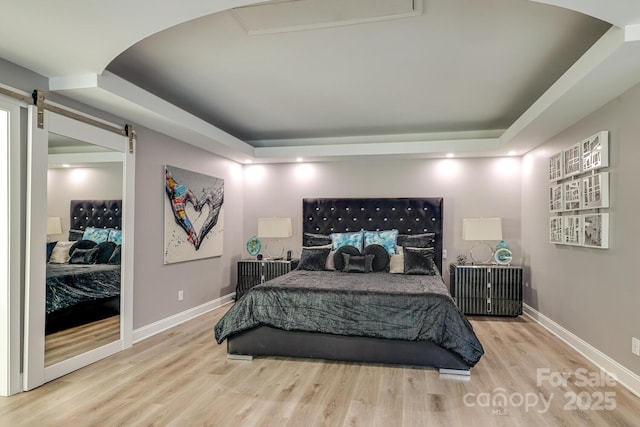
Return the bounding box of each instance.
[2,305,640,426]
[45,315,120,366]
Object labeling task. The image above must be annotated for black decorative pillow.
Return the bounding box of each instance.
[363,244,390,272]
[68,229,85,242]
[397,233,436,249]
[342,253,375,273]
[404,247,437,275]
[69,247,99,264]
[69,239,97,257]
[297,247,331,271]
[108,245,122,265]
[303,232,332,247]
[94,241,117,264]
[333,245,361,272]
[46,241,58,262]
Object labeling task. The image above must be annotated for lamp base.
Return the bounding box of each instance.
[264,240,285,260]
[469,242,494,265]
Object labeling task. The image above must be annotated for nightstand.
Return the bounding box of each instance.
[449,264,523,316]
[236,258,299,300]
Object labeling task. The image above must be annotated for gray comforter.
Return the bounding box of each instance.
[214,270,484,366]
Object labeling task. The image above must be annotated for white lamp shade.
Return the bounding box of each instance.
[47,217,62,235]
[257,217,292,239]
[463,218,502,241]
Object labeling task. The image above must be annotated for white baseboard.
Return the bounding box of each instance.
[133,293,235,344]
[523,303,640,398]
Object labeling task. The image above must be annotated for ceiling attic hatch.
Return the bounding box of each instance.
[232,0,422,35]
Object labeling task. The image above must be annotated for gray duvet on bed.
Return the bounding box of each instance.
[46,264,121,314]
[214,270,484,366]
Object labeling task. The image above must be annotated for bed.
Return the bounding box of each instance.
[215,198,484,373]
[45,200,122,334]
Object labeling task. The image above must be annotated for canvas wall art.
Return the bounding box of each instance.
[164,165,224,264]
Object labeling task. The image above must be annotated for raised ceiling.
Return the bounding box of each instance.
[3,0,640,163]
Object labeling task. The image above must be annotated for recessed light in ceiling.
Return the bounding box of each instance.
[296,157,304,162]
[446,153,454,158]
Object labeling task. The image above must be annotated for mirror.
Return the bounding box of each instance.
[44,134,123,366]
[24,108,134,391]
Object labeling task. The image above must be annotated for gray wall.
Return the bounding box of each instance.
[47,164,123,240]
[521,82,640,375]
[242,157,522,280]
[132,127,244,328]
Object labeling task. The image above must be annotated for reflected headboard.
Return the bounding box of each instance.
[302,198,444,273]
[70,200,122,237]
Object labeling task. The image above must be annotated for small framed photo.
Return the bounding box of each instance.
[582,131,609,172]
[563,215,582,246]
[549,184,563,212]
[549,216,563,244]
[563,142,582,178]
[582,213,609,249]
[563,180,582,211]
[582,172,609,209]
[548,151,563,182]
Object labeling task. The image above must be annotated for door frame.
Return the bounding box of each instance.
[0,95,23,396]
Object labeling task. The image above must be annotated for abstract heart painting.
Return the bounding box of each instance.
[164,165,224,264]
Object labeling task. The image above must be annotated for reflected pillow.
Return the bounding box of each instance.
[48,241,74,264]
[68,229,84,242]
[46,241,58,262]
[69,239,97,257]
[69,247,99,264]
[330,231,364,252]
[363,229,398,255]
[108,229,123,245]
[297,247,330,271]
[403,247,436,275]
[95,241,117,264]
[108,245,122,265]
[342,253,375,273]
[82,226,110,244]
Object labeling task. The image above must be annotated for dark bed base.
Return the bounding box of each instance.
[45,296,120,335]
[227,326,471,372]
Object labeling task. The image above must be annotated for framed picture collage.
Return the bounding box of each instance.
[548,131,610,249]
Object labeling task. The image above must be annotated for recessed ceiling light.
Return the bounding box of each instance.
[245,160,253,164]
[446,153,454,158]
[508,150,517,156]
[62,164,71,168]
[296,157,304,162]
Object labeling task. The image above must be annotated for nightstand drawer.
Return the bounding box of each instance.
[449,264,522,316]
[236,259,298,300]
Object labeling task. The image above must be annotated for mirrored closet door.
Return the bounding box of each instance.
[24,107,134,390]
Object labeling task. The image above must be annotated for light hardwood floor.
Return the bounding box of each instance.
[2,305,640,426]
[45,316,120,366]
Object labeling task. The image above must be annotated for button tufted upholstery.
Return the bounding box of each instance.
[302,198,443,272]
[70,200,122,232]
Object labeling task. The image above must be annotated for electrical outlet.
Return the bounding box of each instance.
[443,249,448,259]
[632,337,640,356]
[178,290,184,302]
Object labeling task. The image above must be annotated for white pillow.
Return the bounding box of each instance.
[389,246,404,274]
[48,241,74,264]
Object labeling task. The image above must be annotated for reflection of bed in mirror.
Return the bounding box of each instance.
[45,200,122,334]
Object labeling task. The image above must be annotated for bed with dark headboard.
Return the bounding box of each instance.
[45,200,123,334]
[215,198,483,373]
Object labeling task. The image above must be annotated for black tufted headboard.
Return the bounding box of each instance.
[303,198,444,273]
[70,200,122,233]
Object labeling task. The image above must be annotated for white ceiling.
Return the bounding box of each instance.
[2,0,640,163]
